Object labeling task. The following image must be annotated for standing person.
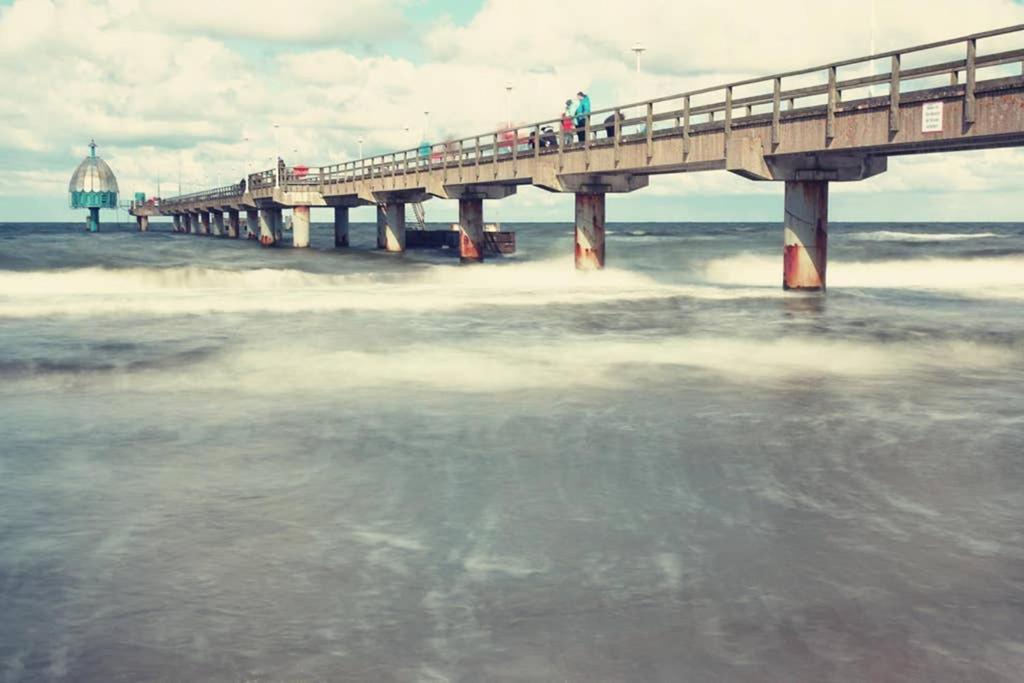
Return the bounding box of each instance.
[561,99,576,146]
[575,91,591,143]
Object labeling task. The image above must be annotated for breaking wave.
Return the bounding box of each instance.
[846,230,1001,242]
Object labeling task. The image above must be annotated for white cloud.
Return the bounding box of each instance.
[1,0,1023,221]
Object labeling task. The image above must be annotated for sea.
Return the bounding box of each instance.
[0,220,1022,682]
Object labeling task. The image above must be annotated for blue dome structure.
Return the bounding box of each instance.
[69,140,119,232]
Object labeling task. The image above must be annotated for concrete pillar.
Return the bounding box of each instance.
[172,214,181,232]
[333,206,349,247]
[211,211,224,237]
[574,192,606,270]
[246,210,259,240]
[136,215,149,232]
[87,207,99,233]
[293,206,310,248]
[458,197,485,263]
[376,205,387,249]
[272,208,284,243]
[200,211,210,236]
[182,214,191,233]
[385,203,405,252]
[227,210,240,238]
[258,208,276,246]
[783,180,828,292]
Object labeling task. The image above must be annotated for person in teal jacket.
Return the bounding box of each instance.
[575,91,591,143]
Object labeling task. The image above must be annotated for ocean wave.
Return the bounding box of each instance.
[0,259,776,318]
[3,336,1017,394]
[702,254,1024,298]
[846,230,1000,242]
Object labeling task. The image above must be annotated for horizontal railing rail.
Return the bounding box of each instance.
[158,24,1024,207]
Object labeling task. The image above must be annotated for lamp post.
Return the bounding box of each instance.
[505,84,514,128]
[631,43,646,75]
[357,136,364,158]
[273,123,280,186]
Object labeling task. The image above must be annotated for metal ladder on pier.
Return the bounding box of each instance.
[410,201,427,230]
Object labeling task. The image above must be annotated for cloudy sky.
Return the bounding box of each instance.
[3,0,1024,223]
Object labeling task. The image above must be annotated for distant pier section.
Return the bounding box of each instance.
[139,25,1024,291]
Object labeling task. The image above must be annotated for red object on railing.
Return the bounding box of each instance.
[293,165,309,178]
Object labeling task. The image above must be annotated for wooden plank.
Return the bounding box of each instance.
[613,108,621,165]
[826,66,836,140]
[966,38,977,124]
[646,102,654,159]
[771,77,781,146]
[889,54,901,132]
[683,96,690,158]
[585,117,591,168]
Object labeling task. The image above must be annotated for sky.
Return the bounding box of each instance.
[2,0,1024,224]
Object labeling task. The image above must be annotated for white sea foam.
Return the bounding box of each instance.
[703,254,1024,298]
[0,258,774,318]
[846,230,1001,242]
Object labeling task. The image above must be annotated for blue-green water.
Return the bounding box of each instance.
[1,221,1023,681]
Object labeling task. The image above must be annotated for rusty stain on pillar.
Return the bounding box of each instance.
[246,210,258,240]
[334,206,349,247]
[292,206,310,248]
[458,197,484,263]
[227,210,240,238]
[385,203,405,252]
[258,208,276,247]
[783,180,828,291]
[575,192,606,270]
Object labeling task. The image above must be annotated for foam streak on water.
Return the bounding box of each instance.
[1,221,1023,682]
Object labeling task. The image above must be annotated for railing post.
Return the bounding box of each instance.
[534,125,541,160]
[724,86,732,156]
[889,54,901,132]
[459,140,465,181]
[493,133,499,178]
[771,77,781,146]
[682,95,690,159]
[584,116,591,168]
[475,136,481,181]
[512,126,518,176]
[965,38,977,125]
[645,102,654,160]
[613,107,621,166]
[558,121,565,171]
[826,65,837,141]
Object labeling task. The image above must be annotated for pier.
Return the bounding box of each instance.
[140,25,1024,291]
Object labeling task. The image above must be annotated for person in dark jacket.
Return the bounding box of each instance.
[604,112,623,138]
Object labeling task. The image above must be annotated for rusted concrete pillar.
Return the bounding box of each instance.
[246,210,258,239]
[258,208,276,247]
[182,213,191,233]
[783,180,828,291]
[211,210,224,237]
[575,192,606,270]
[334,206,349,247]
[227,210,240,238]
[293,206,310,248]
[459,197,485,263]
[385,203,405,252]
[272,208,284,243]
[172,214,181,232]
[376,205,387,249]
[200,211,210,236]
[136,215,149,232]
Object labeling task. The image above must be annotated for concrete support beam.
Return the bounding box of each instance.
[293,206,310,248]
[458,197,485,263]
[271,208,284,243]
[172,214,181,232]
[575,193,606,270]
[211,211,224,237]
[258,208,276,247]
[334,206,349,247]
[384,203,405,252]
[182,214,192,233]
[227,210,240,238]
[376,205,387,249]
[200,211,210,236]
[783,180,828,292]
[136,215,149,232]
[246,210,258,240]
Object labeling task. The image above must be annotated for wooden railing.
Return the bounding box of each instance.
[162,24,1024,207]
